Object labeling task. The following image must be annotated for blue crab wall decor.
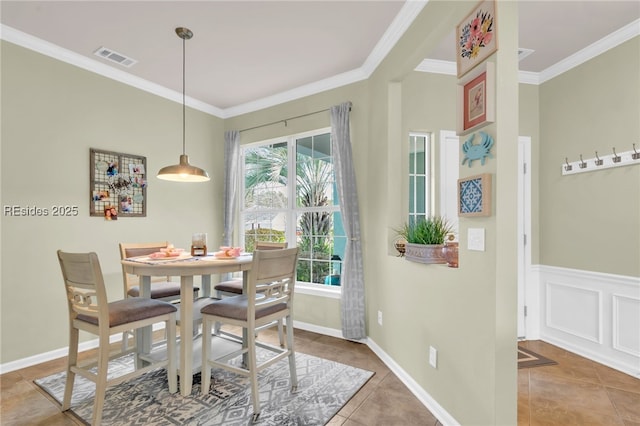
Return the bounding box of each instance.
[462,131,494,167]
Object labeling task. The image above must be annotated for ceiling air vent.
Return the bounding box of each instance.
[93,47,137,68]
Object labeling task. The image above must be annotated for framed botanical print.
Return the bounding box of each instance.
[458,173,492,217]
[456,0,498,78]
[457,62,495,135]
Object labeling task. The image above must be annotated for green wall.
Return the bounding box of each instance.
[1,41,224,361]
[539,37,640,276]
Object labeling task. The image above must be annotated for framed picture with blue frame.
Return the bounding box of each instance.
[458,173,492,217]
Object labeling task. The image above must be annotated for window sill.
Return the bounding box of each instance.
[296,282,342,299]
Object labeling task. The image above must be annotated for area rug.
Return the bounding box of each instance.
[35,338,374,425]
[518,346,558,369]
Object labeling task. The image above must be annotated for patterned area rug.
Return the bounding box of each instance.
[35,337,374,425]
[518,346,558,369]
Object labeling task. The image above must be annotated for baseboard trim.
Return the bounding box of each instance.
[541,334,640,379]
[366,338,460,425]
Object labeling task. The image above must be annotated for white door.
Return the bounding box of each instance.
[517,136,532,339]
[441,131,530,338]
[439,130,460,233]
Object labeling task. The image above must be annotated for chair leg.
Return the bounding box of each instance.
[92,333,110,425]
[247,327,261,422]
[201,317,212,394]
[286,316,298,391]
[166,315,178,394]
[277,319,284,348]
[62,327,79,411]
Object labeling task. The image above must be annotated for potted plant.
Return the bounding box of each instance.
[395,216,454,264]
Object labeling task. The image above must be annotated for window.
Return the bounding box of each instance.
[240,128,345,289]
[408,132,432,224]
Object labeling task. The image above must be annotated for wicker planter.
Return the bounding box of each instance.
[404,242,447,264]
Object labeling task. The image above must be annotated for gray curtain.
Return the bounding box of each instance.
[222,130,240,248]
[330,102,365,340]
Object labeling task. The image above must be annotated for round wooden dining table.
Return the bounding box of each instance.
[121,254,253,396]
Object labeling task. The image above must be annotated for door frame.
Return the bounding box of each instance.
[517,136,532,339]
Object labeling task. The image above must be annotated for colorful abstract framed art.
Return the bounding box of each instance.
[456,0,498,78]
[458,173,492,217]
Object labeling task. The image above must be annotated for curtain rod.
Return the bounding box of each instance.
[238,105,351,133]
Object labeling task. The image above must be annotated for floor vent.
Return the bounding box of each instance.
[93,47,137,68]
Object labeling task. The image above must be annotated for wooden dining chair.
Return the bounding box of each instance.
[57,250,177,426]
[213,241,287,345]
[119,241,201,349]
[119,241,200,301]
[200,247,299,423]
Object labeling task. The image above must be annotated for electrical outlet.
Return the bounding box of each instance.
[429,346,437,368]
[377,310,383,326]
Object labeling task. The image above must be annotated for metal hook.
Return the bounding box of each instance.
[633,143,640,160]
[564,157,572,172]
[612,147,621,163]
[579,154,587,169]
[594,151,603,166]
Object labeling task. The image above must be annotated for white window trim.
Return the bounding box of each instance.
[296,281,342,299]
[239,126,342,296]
[408,132,433,219]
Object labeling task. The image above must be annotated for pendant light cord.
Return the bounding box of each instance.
[182,35,186,156]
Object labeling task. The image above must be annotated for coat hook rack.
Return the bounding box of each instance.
[594,151,603,166]
[612,147,621,163]
[579,154,587,169]
[562,144,640,175]
[564,157,572,172]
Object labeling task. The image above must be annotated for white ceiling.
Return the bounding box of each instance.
[1,1,639,118]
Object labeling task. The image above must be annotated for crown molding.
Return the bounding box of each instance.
[225,0,428,118]
[1,24,225,117]
[415,19,639,86]
[414,59,457,75]
[539,19,639,84]
[4,13,637,117]
[221,67,368,118]
[414,58,541,85]
[361,0,429,76]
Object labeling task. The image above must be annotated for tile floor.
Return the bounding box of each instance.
[1,330,638,425]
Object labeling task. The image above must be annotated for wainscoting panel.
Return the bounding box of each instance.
[539,265,640,378]
[546,282,602,343]
[612,294,640,357]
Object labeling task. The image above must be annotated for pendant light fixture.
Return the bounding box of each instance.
[157,27,210,182]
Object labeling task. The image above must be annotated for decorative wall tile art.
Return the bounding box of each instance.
[458,173,492,217]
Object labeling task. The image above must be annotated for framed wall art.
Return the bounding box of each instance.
[457,62,495,135]
[90,148,147,217]
[458,173,492,217]
[456,0,497,78]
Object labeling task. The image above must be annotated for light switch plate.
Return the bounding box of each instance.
[468,228,485,251]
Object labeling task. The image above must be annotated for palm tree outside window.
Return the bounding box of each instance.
[241,128,346,287]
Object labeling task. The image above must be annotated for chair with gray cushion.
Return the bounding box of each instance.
[57,250,177,425]
[214,241,287,345]
[201,247,299,423]
[119,241,201,349]
[119,241,199,301]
